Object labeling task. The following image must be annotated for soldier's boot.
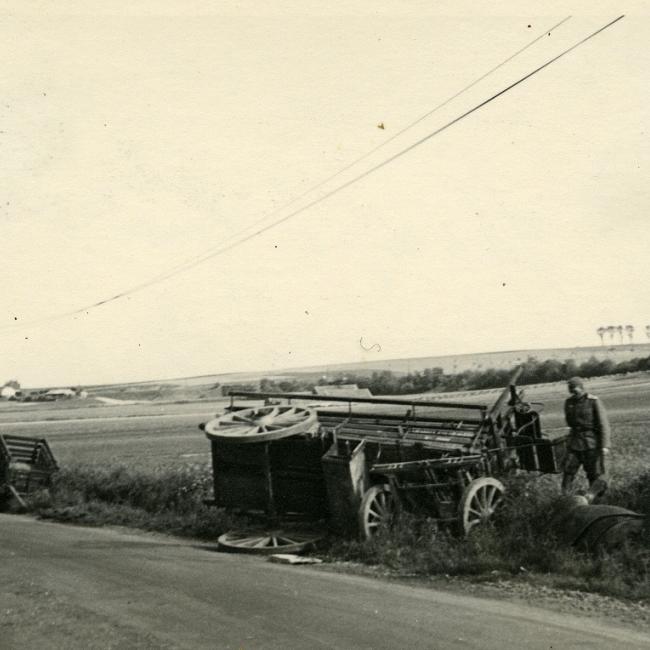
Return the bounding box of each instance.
[586,477,608,504]
[561,472,577,495]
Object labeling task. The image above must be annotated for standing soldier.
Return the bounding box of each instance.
[562,376,611,501]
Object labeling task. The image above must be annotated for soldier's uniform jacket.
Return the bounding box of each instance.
[564,393,611,451]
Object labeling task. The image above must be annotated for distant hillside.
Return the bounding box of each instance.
[288,343,650,379]
[82,343,650,401]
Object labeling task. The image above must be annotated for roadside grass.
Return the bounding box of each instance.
[323,419,650,602]
[25,463,237,541]
[324,471,650,601]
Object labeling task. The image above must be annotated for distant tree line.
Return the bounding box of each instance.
[248,355,650,397]
[596,325,636,344]
[353,355,650,395]
[595,324,650,344]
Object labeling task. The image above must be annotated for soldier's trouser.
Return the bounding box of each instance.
[562,449,607,497]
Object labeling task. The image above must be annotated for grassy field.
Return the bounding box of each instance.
[3,373,649,601]
[0,399,228,469]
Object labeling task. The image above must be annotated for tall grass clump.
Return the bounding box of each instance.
[326,472,650,601]
[26,462,235,540]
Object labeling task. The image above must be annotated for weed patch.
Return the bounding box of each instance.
[25,462,236,541]
[324,472,650,602]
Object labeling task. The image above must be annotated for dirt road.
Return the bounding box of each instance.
[1,515,648,649]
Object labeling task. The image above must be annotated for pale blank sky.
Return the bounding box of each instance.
[2,4,648,386]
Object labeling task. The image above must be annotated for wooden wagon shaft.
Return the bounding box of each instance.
[486,367,524,426]
[371,454,484,473]
[329,435,477,453]
[316,410,482,429]
[228,390,488,412]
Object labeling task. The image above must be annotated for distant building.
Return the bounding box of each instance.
[44,388,76,399]
[1,385,18,399]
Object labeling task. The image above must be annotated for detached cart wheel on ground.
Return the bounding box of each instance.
[459,477,505,535]
[217,529,323,554]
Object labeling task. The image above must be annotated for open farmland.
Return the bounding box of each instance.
[1,373,648,478]
[0,399,230,469]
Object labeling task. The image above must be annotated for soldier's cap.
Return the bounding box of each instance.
[567,376,584,388]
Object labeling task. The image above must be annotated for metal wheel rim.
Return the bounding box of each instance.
[204,405,316,443]
[461,477,505,535]
[217,529,322,554]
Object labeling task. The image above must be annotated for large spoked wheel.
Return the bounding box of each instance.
[217,529,323,554]
[359,484,395,540]
[203,405,316,443]
[460,477,505,535]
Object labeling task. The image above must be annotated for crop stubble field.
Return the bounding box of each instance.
[0,401,226,469]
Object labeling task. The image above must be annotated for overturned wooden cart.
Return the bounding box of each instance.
[202,369,568,550]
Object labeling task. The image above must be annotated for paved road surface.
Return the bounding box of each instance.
[1,515,648,649]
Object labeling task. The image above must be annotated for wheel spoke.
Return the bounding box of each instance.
[236,537,268,547]
[231,414,256,424]
[368,506,383,519]
[221,425,258,438]
[273,412,307,425]
[221,420,254,429]
[227,535,261,545]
